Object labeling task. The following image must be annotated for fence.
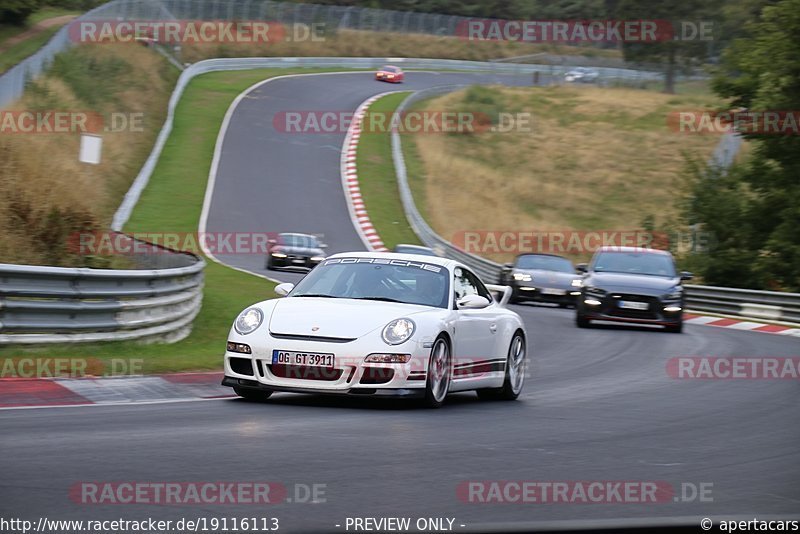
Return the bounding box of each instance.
[0,233,204,344]
[111,56,665,231]
[0,0,678,110]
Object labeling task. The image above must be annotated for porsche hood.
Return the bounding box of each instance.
[268,297,430,339]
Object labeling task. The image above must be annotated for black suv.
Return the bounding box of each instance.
[575,246,692,333]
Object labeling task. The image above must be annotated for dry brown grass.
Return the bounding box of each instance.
[179,28,621,63]
[408,84,725,263]
[0,43,175,265]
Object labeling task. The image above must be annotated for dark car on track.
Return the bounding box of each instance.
[392,244,439,257]
[575,246,692,332]
[266,233,327,270]
[499,253,582,306]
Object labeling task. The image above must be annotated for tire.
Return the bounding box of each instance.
[665,321,683,333]
[576,313,591,328]
[424,336,451,408]
[234,387,273,401]
[477,331,526,401]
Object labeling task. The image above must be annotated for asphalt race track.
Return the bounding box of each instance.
[206,71,534,283]
[1,72,798,533]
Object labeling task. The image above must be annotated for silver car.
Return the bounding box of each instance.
[499,254,582,307]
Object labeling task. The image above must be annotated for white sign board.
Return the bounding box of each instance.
[79,134,102,164]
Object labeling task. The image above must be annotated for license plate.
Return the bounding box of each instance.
[541,288,566,295]
[272,350,334,368]
[292,258,305,264]
[619,300,649,310]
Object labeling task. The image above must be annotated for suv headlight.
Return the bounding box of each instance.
[382,318,416,345]
[585,285,606,297]
[513,273,532,282]
[664,287,683,300]
[234,308,263,335]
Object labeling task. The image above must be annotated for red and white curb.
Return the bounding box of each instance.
[340,92,398,252]
[684,313,800,337]
[0,372,231,409]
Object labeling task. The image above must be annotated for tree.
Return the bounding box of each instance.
[0,0,40,25]
[613,0,722,93]
[684,0,800,290]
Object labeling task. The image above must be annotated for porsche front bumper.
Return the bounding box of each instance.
[222,333,431,396]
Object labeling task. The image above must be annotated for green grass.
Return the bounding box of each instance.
[356,92,422,248]
[0,68,349,374]
[401,124,431,223]
[0,7,79,74]
[28,7,78,25]
[0,26,61,73]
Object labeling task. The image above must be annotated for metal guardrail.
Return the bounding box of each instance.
[0,46,678,347]
[111,56,665,231]
[0,234,204,345]
[0,0,677,110]
[391,85,505,284]
[1,16,784,337]
[685,285,800,325]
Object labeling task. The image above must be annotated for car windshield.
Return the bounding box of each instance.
[394,245,437,257]
[516,255,574,273]
[278,234,318,248]
[592,251,677,277]
[290,258,450,308]
[382,66,398,72]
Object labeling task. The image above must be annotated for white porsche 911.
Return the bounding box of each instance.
[222,252,527,408]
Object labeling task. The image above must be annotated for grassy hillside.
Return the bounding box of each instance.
[406,82,726,263]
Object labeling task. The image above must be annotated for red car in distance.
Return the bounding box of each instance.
[375,65,404,83]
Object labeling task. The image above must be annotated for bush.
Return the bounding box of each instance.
[0,0,40,25]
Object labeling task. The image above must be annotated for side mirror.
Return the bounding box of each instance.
[502,263,514,270]
[457,294,491,310]
[274,282,294,297]
[680,271,694,281]
[576,263,588,273]
[319,243,328,249]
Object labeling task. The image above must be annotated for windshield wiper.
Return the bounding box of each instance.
[293,294,338,298]
[350,296,406,303]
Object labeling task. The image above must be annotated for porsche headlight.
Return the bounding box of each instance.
[382,318,416,345]
[234,308,263,335]
[513,273,532,282]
